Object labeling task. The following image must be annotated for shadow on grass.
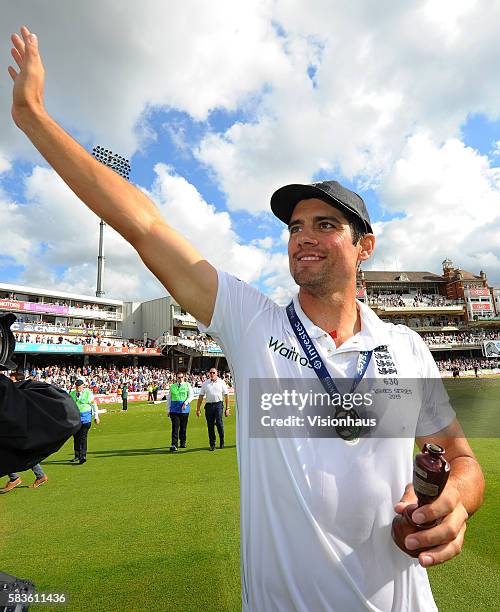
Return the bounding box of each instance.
[44,445,236,461]
[42,460,80,465]
[0,484,31,493]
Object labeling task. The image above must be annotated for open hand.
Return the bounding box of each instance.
[394,482,468,567]
[8,26,46,128]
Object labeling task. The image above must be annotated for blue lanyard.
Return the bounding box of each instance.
[286,301,373,398]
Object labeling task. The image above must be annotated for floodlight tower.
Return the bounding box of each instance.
[91,146,131,297]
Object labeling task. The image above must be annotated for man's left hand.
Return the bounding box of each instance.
[394,481,468,567]
[224,408,230,417]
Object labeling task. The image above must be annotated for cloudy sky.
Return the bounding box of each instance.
[1,0,499,303]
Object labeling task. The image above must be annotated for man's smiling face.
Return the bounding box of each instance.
[288,198,363,297]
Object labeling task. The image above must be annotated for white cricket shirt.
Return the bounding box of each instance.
[200,378,229,403]
[198,270,455,612]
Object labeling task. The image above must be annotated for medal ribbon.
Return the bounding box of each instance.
[286,301,373,439]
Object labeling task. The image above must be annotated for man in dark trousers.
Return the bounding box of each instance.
[69,379,100,464]
[121,381,129,411]
[196,368,230,450]
[167,371,194,452]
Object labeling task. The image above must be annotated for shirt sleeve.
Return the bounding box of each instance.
[197,269,275,356]
[412,332,456,437]
[186,384,195,404]
[199,381,206,397]
[88,392,99,418]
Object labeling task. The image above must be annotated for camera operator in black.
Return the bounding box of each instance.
[0,313,80,477]
[1,371,49,492]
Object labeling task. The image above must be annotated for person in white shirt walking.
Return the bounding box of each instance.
[196,369,230,450]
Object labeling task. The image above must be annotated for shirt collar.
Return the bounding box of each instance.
[290,294,390,352]
[291,294,325,339]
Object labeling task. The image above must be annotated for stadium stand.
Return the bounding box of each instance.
[1,257,499,381]
[436,358,500,375]
[27,364,233,394]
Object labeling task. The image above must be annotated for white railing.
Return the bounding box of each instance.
[177,336,224,354]
[155,334,178,346]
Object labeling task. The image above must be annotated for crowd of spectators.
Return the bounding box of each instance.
[368,292,454,308]
[177,332,223,352]
[406,320,460,329]
[423,331,500,346]
[2,291,116,313]
[8,352,498,396]
[13,316,122,337]
[72,302,109,311]
[14,332,140,348]
[410,293,448,307]
[12,329,210,352]
[369,295,406,307]
[24,364,233,395]
[436,357,500,374]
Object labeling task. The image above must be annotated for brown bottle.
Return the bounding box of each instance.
[392,443,450,558]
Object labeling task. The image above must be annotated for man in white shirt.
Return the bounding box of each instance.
[9,27,484,611]
[196,368,230,450]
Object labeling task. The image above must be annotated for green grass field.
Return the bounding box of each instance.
[1,380,498,611]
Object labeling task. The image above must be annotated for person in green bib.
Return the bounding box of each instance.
[168,371,194,452]
[69,379,100,464]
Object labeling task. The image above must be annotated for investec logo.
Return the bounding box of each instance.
[268,337,313,369]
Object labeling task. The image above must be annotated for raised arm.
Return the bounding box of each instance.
[7,26,217,326]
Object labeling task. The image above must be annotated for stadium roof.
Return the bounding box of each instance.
[0,281,123,305]
[361,271,445,283]
[454,270,483,281]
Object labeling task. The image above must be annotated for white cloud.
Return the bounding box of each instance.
[4,1,499,186]
[262,252,295,305]
[422,0,478,43]
[252,236,273,249]
[196,0,500,212]
[147,164,275,283]
[1,0,285,158]
[280,228,289,244]
[2,1,500,297]
[367,133,500,284]
[0,199,32,262]
[0,164,280,299]
[0,153,11,175]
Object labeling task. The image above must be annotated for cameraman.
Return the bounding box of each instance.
[0,312,80,478]
[1,371,49,492]
[0,314,81,610]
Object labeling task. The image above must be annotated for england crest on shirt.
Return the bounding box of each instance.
[374,345,398,375]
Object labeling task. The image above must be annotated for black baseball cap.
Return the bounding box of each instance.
[271,180,373,234]
[75,379,84,387]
